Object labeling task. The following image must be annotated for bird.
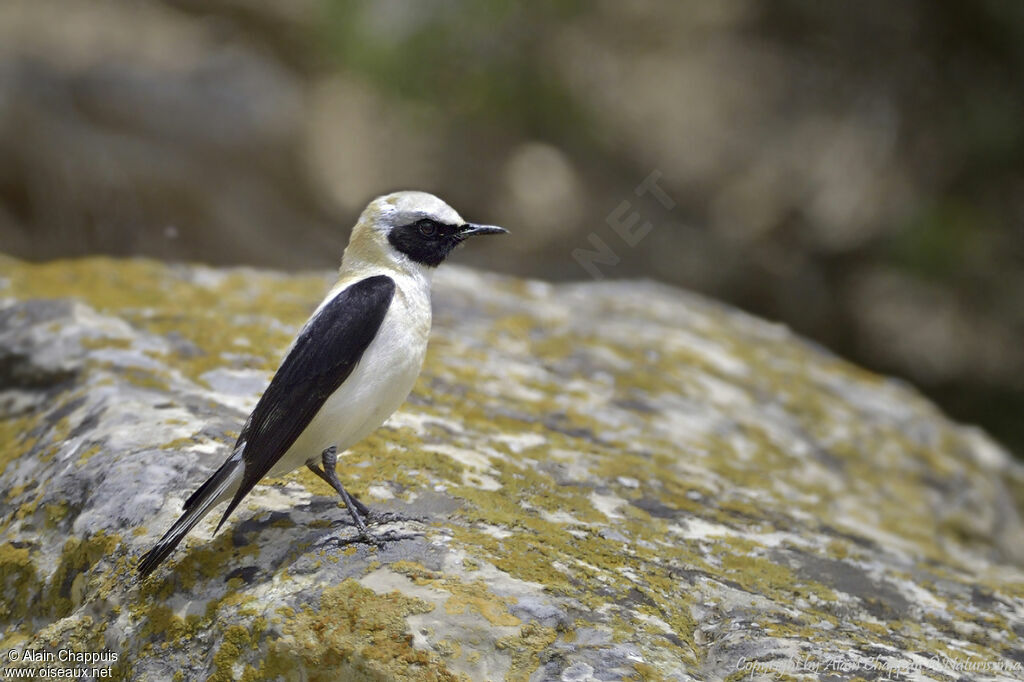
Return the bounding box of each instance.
[138,191,507,577]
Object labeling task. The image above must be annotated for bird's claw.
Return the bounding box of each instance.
[325,526,419,549]
[367,509,426,525]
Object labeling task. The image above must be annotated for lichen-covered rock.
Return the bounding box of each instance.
[1,255,1023,681]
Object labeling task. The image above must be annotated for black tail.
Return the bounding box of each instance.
[138,454,242,578]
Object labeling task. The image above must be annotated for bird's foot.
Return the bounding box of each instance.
[326,525,420,549]
[327,510,426,547]
[365,509,429,525]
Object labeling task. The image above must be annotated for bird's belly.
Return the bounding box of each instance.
[267,305,428,477]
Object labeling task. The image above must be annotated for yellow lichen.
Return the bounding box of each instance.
[495,622,558,681]
[0,544,37,625]
[261,579,458,681]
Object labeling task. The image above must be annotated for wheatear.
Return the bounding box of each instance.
[138,191,506,576]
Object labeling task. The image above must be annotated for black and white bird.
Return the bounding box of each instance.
[138,191,506,577]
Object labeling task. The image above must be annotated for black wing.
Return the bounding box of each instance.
[213,274,396,528]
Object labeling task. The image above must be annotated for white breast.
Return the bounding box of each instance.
[267,271,432,477]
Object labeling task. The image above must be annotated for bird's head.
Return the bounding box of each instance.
[343,191,507,274]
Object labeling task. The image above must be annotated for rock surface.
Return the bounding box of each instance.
[1,255,1023,681]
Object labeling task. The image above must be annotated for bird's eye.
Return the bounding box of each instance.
[417,220,438,237]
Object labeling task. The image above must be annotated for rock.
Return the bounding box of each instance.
[1,255,1023,681]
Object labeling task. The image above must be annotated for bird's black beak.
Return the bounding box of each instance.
[459,223,508,237]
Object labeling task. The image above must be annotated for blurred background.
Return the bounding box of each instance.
[1,0,1022,456]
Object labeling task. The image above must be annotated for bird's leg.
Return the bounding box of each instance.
[307,459,371,517]
[306,446,373,537]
